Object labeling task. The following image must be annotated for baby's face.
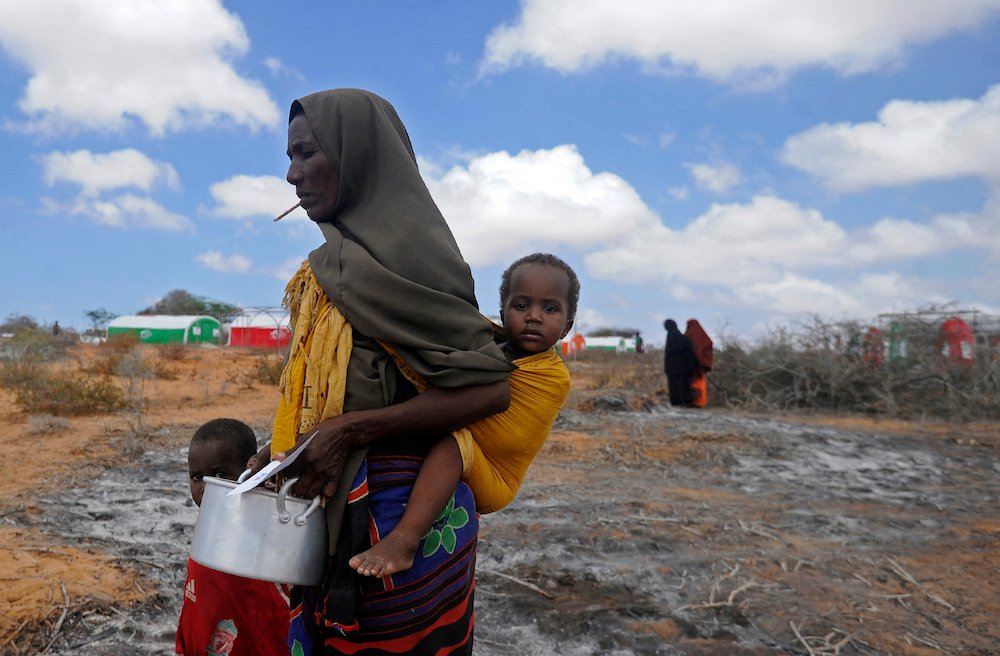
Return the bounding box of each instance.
[503,263,574,359]
[187,441,245,507]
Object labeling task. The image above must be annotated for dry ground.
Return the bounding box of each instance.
[1,345,998,654]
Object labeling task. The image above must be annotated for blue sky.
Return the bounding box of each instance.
[2,1,999,345]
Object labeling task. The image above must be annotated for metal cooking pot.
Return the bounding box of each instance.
[190,473,327,585]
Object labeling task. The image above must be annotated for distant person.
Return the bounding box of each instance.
[634,331,644,354]
[663,319,696,406]
[685,319,713,408]
[349,253,578,578]
[176,418,290,656]
[52,321,60,336]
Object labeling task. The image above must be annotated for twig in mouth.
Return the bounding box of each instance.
[274,201,301,222]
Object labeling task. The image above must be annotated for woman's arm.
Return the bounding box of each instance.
[279,380,510,499]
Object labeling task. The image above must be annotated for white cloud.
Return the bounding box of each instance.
[736,271,944,318]
[263,56,303,81]
[481,0,1000,87]
[423,142,999,329]
[586,195,848,286]
[686,161,744,194]
[43,193,193,232]
[272,256,307,282]
[573,307,614,332]
[668,186,689,201]
[849,212,985,262]
[0,0,279,135]
[196,250,252,273]
[781,84,1000,192]
[207,175,305,221]
[42,149,179,197]
[426,145,661,266]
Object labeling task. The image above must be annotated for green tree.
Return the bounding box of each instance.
[84,307,117,332]
[141,290,240,323]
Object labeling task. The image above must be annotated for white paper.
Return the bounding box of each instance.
[227,431,317,496]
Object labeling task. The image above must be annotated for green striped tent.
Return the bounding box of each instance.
[107,315,222,345]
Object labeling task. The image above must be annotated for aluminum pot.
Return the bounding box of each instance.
[190,473,327,585]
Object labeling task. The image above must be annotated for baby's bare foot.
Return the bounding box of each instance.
[349,532,420,577]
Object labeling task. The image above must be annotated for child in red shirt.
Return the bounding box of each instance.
[176,419,290,656]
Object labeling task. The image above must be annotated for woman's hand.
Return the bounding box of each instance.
[280,414,367,500]
[276,380,510,500]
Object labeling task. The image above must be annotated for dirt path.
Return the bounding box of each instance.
[2,347,999,654]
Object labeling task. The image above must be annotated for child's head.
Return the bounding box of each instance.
[187,418,258,507]
[499,253,579,359]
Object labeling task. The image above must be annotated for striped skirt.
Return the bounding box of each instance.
[287,452,478,655]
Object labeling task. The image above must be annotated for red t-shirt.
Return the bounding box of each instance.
[176,558,290,656]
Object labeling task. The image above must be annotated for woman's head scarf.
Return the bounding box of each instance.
[293,89,510,388]
[685,319,714,371]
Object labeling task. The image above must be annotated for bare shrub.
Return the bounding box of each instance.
[710,316,1000,421]
[565,349,663,391]
[81,333,142,375]
[10,370,123,415]
[115,348,151,411]
[104,332,140,353]
[0,345,46,388]
[0,321,77,364]
[27,414,72,434]
[228,354,285,389]
[151,359,180,380]
[255,354,286,385]
[157,342,187,361]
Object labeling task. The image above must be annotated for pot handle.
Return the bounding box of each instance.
[276,477,323,526]
[237,468,252,483]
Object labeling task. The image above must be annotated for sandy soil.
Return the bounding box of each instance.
[2,344,998,655]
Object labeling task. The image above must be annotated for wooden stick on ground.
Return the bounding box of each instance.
[789,621,851,656]
[886,556,956,612]
[675,580,756,611]
[479,568,555,599]
[41,581,70,654]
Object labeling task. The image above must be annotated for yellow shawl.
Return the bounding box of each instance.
[272,262,352,454]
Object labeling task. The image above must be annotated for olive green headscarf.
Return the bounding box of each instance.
[294,89,511,398]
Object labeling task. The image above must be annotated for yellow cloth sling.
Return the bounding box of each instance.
[453,349,570,513]
[379,343,570,513]
[272,262,352,454]
[272,261,570,516]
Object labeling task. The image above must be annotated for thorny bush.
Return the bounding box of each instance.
[710,318,1000,421]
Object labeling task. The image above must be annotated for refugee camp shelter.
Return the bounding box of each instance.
[107,315,222,344]
[584,335,638,353]
[228,308,291,349]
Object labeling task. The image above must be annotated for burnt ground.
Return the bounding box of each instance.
[7,398,999,655]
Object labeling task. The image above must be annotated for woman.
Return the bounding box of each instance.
[269,89,513,655]
[663,319,696,406]
[685,319,713,408]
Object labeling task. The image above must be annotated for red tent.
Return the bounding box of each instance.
[938,316,975,367]
[228,310,291,349]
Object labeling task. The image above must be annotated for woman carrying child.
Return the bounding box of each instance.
[266,89,513,655]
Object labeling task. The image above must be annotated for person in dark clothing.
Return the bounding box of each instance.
[663,319,696,406]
